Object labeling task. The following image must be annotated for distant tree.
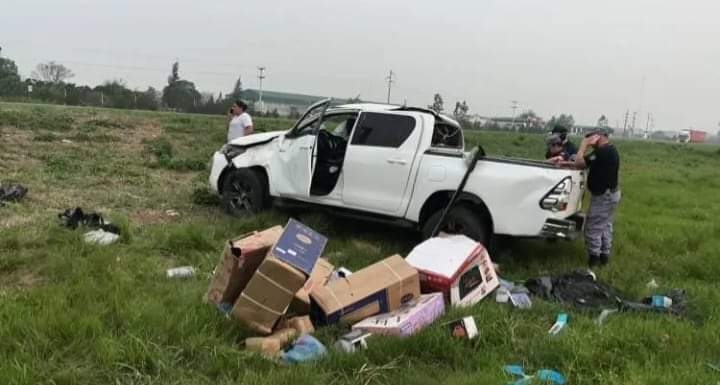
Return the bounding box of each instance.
[0,56,23,96]
[517,110,544,132]
[230,75,243,99]
[453,101,469,120]
[32,61,74,83]
[346,94,362,104]
[96,79,134,108]
[167,61,180,84]
[546,114,575,131]
[597,114,609,128]
[270,108,280,118]
[162,61,201,112]
[428,93,444,113]
[136,87,160,110]
[289,106,301,119]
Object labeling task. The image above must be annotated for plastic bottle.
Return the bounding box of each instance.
[166,266,195,278]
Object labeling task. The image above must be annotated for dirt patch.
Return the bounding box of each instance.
[130,208,181,224]
[0,270,45,290]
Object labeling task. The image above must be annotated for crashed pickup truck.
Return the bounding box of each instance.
[209,99,585,245]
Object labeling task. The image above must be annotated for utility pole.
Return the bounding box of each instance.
[386,70,395,104]
[630,111,637,137]
[257,66,266,113]
[622,110,629,137]
[510,100,519,131]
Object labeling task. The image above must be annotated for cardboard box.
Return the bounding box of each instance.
[405,235,499,307]
[232,219,327,334]
[311,255,420,325]
[277,315,315,335]
[289,258,335,315]
[231,258,308,334]
[352,293,445,336]
[271,218,328,275]
[205,226,284,305]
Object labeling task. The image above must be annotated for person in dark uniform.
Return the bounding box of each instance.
[575,128,621,267]
[545,125,578,163]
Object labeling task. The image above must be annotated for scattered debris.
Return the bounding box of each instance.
[165,209,179,217]
[83,229,120,245]
[525,269,622,310]
[646,279,659,290]
[445,316,478,339]
[61,139,74,144]
[496,286,511,303]
[548,313,569,336]
[595,308,619,325]
[58,207,120,234]
[280,334,327,364]
[335,330,372,353]
[277,316,315,335]
[504,364,566,385]
[166,266,195,278]
[405,235,499,307]
[352,293,445,337]
[0,183,28,206]
[311,254,420,325]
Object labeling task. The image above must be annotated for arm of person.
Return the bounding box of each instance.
[574,135,598,168]
[242,114,254,135]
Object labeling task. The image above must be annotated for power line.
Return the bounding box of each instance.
[510,100,519,131]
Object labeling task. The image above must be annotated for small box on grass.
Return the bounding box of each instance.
[351,292,445,336]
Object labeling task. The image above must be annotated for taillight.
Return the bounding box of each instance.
[541,177,572,212]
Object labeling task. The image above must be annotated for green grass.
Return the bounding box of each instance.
[1,101,720,385]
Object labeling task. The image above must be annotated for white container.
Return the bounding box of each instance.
[167,266,195,278]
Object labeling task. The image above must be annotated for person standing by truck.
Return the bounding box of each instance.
[575,128,621,267]
[227,100,254,142]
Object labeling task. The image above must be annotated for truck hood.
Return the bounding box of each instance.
[228,130,286,147]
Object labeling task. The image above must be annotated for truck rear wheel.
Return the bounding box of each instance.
[422,205,490,247]
[221,168,267,217]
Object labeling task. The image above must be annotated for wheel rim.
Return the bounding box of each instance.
[228,179,255,214]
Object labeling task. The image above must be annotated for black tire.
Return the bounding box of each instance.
[421,205,490,247]
[221,168,267,217]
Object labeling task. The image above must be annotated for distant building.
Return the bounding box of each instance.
[241,89,345,116]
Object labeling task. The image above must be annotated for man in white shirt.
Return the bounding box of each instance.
[227,100,254,142]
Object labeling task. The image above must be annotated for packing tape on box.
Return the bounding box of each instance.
[382,260,405,300]
[240,292,285,316]
[255,270,296,296]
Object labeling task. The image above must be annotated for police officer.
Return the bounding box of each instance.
[575,128,621,267]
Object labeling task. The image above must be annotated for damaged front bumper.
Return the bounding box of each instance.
[208,152,229,194]
[540,214,585,240]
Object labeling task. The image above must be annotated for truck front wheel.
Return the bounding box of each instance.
[422,205,490,247]
[221,168,267,217]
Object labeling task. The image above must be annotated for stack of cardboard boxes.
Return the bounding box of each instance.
[206,219,497,356]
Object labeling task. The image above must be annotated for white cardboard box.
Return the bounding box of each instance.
[405,235,499,307]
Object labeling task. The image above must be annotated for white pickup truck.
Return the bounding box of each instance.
[208,99,586,245]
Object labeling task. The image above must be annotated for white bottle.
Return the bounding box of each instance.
[166,266,195,278]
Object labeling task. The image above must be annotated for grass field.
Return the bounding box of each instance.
[1,102,719,385]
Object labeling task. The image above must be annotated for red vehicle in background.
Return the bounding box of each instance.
[678,129,706,143]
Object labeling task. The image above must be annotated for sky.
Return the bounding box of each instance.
[2,0,719,131]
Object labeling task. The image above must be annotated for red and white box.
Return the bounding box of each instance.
[405,235,499,307]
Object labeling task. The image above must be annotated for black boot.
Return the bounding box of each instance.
[588,254,601,267]
[600,254,609,266]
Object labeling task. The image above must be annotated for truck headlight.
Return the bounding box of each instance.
[221,144,246,161]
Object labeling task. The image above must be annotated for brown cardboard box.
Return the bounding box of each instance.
[289,258,335,315]
[311,255,421,325]
[277,315,315,335]
[231,257,307,334]
[205,226,283,305]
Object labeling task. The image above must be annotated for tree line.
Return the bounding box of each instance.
[0,51,279,116]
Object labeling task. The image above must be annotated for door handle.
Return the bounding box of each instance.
[387,158,408,165]
[299,146,312,150]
